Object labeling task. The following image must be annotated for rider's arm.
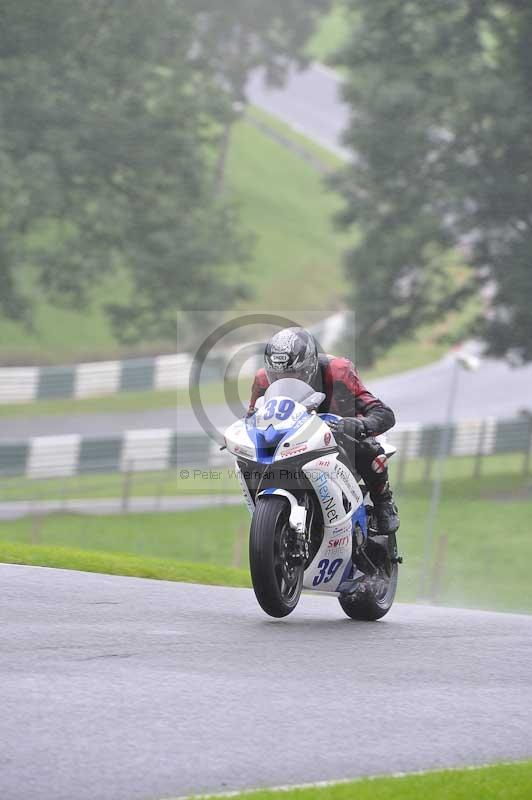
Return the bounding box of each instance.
[330,358,395,436]
[356,401,395,438]
[248,368,269,414]
[353,373,395,437]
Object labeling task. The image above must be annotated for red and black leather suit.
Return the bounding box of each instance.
[249,353,395,501]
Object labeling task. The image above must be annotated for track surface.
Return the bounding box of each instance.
[247,64,350,159]
[1,566,531,800]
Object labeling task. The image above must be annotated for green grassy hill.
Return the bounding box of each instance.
[227,115,349,316]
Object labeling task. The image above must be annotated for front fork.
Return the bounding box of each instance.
[256,488,310,564]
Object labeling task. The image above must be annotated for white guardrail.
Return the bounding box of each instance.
[0,354,194,404]
[1,417,531,481]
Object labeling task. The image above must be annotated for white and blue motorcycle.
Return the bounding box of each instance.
[224,378,401,619]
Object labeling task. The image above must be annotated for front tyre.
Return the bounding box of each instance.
[249,496,304,618]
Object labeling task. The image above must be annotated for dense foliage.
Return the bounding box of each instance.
[0,0,329,344]
[335,1,532,364]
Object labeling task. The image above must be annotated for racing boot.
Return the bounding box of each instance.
[371,482,400,535]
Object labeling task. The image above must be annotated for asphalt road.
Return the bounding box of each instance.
[1,565,531,800]
[2,351,532,441]
[247,64,350,159]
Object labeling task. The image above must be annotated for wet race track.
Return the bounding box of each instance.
[1,565,531,800]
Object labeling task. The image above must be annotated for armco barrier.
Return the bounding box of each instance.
[0,430,218,480]
[0,417,531,481]
[0,354,197,404]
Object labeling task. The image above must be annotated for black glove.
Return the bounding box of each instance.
[329,416,367,441]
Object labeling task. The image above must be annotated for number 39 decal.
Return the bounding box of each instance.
[312,558,343,586]
[263,398,296,421]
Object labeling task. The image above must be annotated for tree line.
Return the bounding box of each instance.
[0,0,329,345]
[335,0,532,364]
[2,1,531,364]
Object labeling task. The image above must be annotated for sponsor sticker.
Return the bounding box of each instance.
[333,460,358,494]
[324,432,331,446]
[280,444,308,458]
[315,471,339,522]
[371,455,388,474]
[327,534,350,550]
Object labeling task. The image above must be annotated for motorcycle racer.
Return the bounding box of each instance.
[248,327,400,536]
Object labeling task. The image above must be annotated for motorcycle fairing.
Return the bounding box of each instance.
[225,393,371,594]
[224,418,257,460]
[258,487,307,533]
[246,410,310,463]
[235,399,337,464]
[236,466,255,515]
[301,454,366,592]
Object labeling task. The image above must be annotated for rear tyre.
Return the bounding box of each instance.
[338,535,399,621]
[249,496,304,618]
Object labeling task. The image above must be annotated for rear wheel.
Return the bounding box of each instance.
[338,535,399,621]
[249,496,304,618]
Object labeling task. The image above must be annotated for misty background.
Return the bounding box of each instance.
[0,0,531,613]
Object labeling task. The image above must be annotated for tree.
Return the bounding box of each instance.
[334,1,532,365]
[0,0,249,344]
[191,0,332,193]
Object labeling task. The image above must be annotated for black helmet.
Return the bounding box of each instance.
[264,327,319,385]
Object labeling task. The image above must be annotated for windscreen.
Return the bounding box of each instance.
[263,378,314,402]
[263,378,325,409]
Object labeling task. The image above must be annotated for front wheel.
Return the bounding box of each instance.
[249,496,304,618]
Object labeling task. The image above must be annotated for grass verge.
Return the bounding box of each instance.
[181,762,532,800]
[0,389,178,419]
[246,106,342,171]
[0,507,248,565]
[0,540,250,588]
[0,379,240,418]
